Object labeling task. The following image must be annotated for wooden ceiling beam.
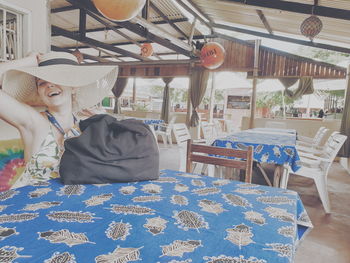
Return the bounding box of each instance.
[58,35,212,50]
[256,10,273,34]
[51,45,112,63]
[150,2,189,40]
[213,23,350,54]
[66,0,194,57]
[225,0,350,21]
[175,0,212,31]
[52,25,146,61]
[51,18,189,37]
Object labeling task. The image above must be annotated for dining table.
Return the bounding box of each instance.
[212,128,301,187]
[0,169,312,263]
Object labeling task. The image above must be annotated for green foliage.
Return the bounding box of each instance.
[296,46,349,64]
[256,91,294,109]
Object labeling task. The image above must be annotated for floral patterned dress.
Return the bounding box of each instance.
[11,123,80,189]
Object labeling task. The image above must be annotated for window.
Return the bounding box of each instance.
[0,6,22,61]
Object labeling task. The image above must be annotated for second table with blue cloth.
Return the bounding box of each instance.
[213,128,301,173]
[0,169,312,262]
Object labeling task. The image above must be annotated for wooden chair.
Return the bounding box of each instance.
[186,139,254,183]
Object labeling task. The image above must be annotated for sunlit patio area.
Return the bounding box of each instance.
[0,0,350,262]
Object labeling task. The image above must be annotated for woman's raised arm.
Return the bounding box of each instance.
[0,54,40,131]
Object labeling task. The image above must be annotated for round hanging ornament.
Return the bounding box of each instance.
[200,42,225,70]
[141,43,153,57]
[300,15,323,41]
[92,0,146,22]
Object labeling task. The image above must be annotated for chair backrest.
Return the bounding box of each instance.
[148,125,158,141]
[322,132,347,161]
[313,127,328,145]
[224,120,236,133]
[265,121,287,129]
[186,139,254,183]
[173,123,191,146]
[201,121,215,140]
[213,119,223,132]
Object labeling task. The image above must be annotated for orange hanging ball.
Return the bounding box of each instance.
[92,0,146,22]
[200,42,225,70]
[141,43,153,57]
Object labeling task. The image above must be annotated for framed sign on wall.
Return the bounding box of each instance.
[227,95,251,109]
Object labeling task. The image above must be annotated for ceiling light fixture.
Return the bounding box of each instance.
[300,1,323,41]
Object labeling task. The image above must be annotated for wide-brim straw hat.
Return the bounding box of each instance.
[1,51,118,111]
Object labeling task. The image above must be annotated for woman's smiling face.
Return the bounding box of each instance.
[36,78,72,107]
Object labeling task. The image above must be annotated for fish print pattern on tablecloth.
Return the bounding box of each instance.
[109,205,155,215]
[44,252,76,263]
[203,255,266,263]
[28,187,51,198]
[95,246,142,263]
[174,184,189,192]
[0,190,19,201]
[161,240,202,257]
[171,195,189,206]
[198,199,226,215]
[0,213,38,223]
[144,216,167,235]
[0,170,312,263]
[192,187,221,196]
[223,194,252,208]
[105,221,132,241]
[47,211,98,223]
[244,211,266,226]
[119,186,137,195]
[173,210,209,231]
[0,227,18,241]
[38,229,94,247]
[225,224,254,249]
[257,196,294,205]
[57,185,85,197]
[0,246,30,262]
[132,195,162,203]
[141,184,162,194]
[84,193,113,206]
[22,201,62,211]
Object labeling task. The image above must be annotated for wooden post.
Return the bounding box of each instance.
[132,77,136,104]
[249,39,261,129]
[208,72,215,123]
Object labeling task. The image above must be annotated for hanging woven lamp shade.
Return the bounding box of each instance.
[92,0,146,22]
[300,15,323,41]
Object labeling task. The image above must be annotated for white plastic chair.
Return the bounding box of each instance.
[265,121,287,129]
[297,131,338,155]
[282,133,347,213]
[296,127,329,152]
[173,123,206,172]
[213,119,227,137]
[201,121,216,144]
[224,119,237,133]
[155,116,176,147]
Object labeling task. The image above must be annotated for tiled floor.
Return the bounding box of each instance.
[158,143,350,263]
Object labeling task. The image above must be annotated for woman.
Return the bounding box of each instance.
[0,51,118,188]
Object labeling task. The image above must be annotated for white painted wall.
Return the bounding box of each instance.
[0,0,50,141]
[0,0,50,54]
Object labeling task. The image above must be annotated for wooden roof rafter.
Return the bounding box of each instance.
[223,0,350,21]
[213,23,350,54]
[66,0,195,58]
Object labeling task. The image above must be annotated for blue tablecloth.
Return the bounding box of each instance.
[0,169,312,262]
[125,117,164,126]
[213,129,301,172]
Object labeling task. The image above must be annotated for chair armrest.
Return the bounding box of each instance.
[297,135,314,144]
[299,152,330,163]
